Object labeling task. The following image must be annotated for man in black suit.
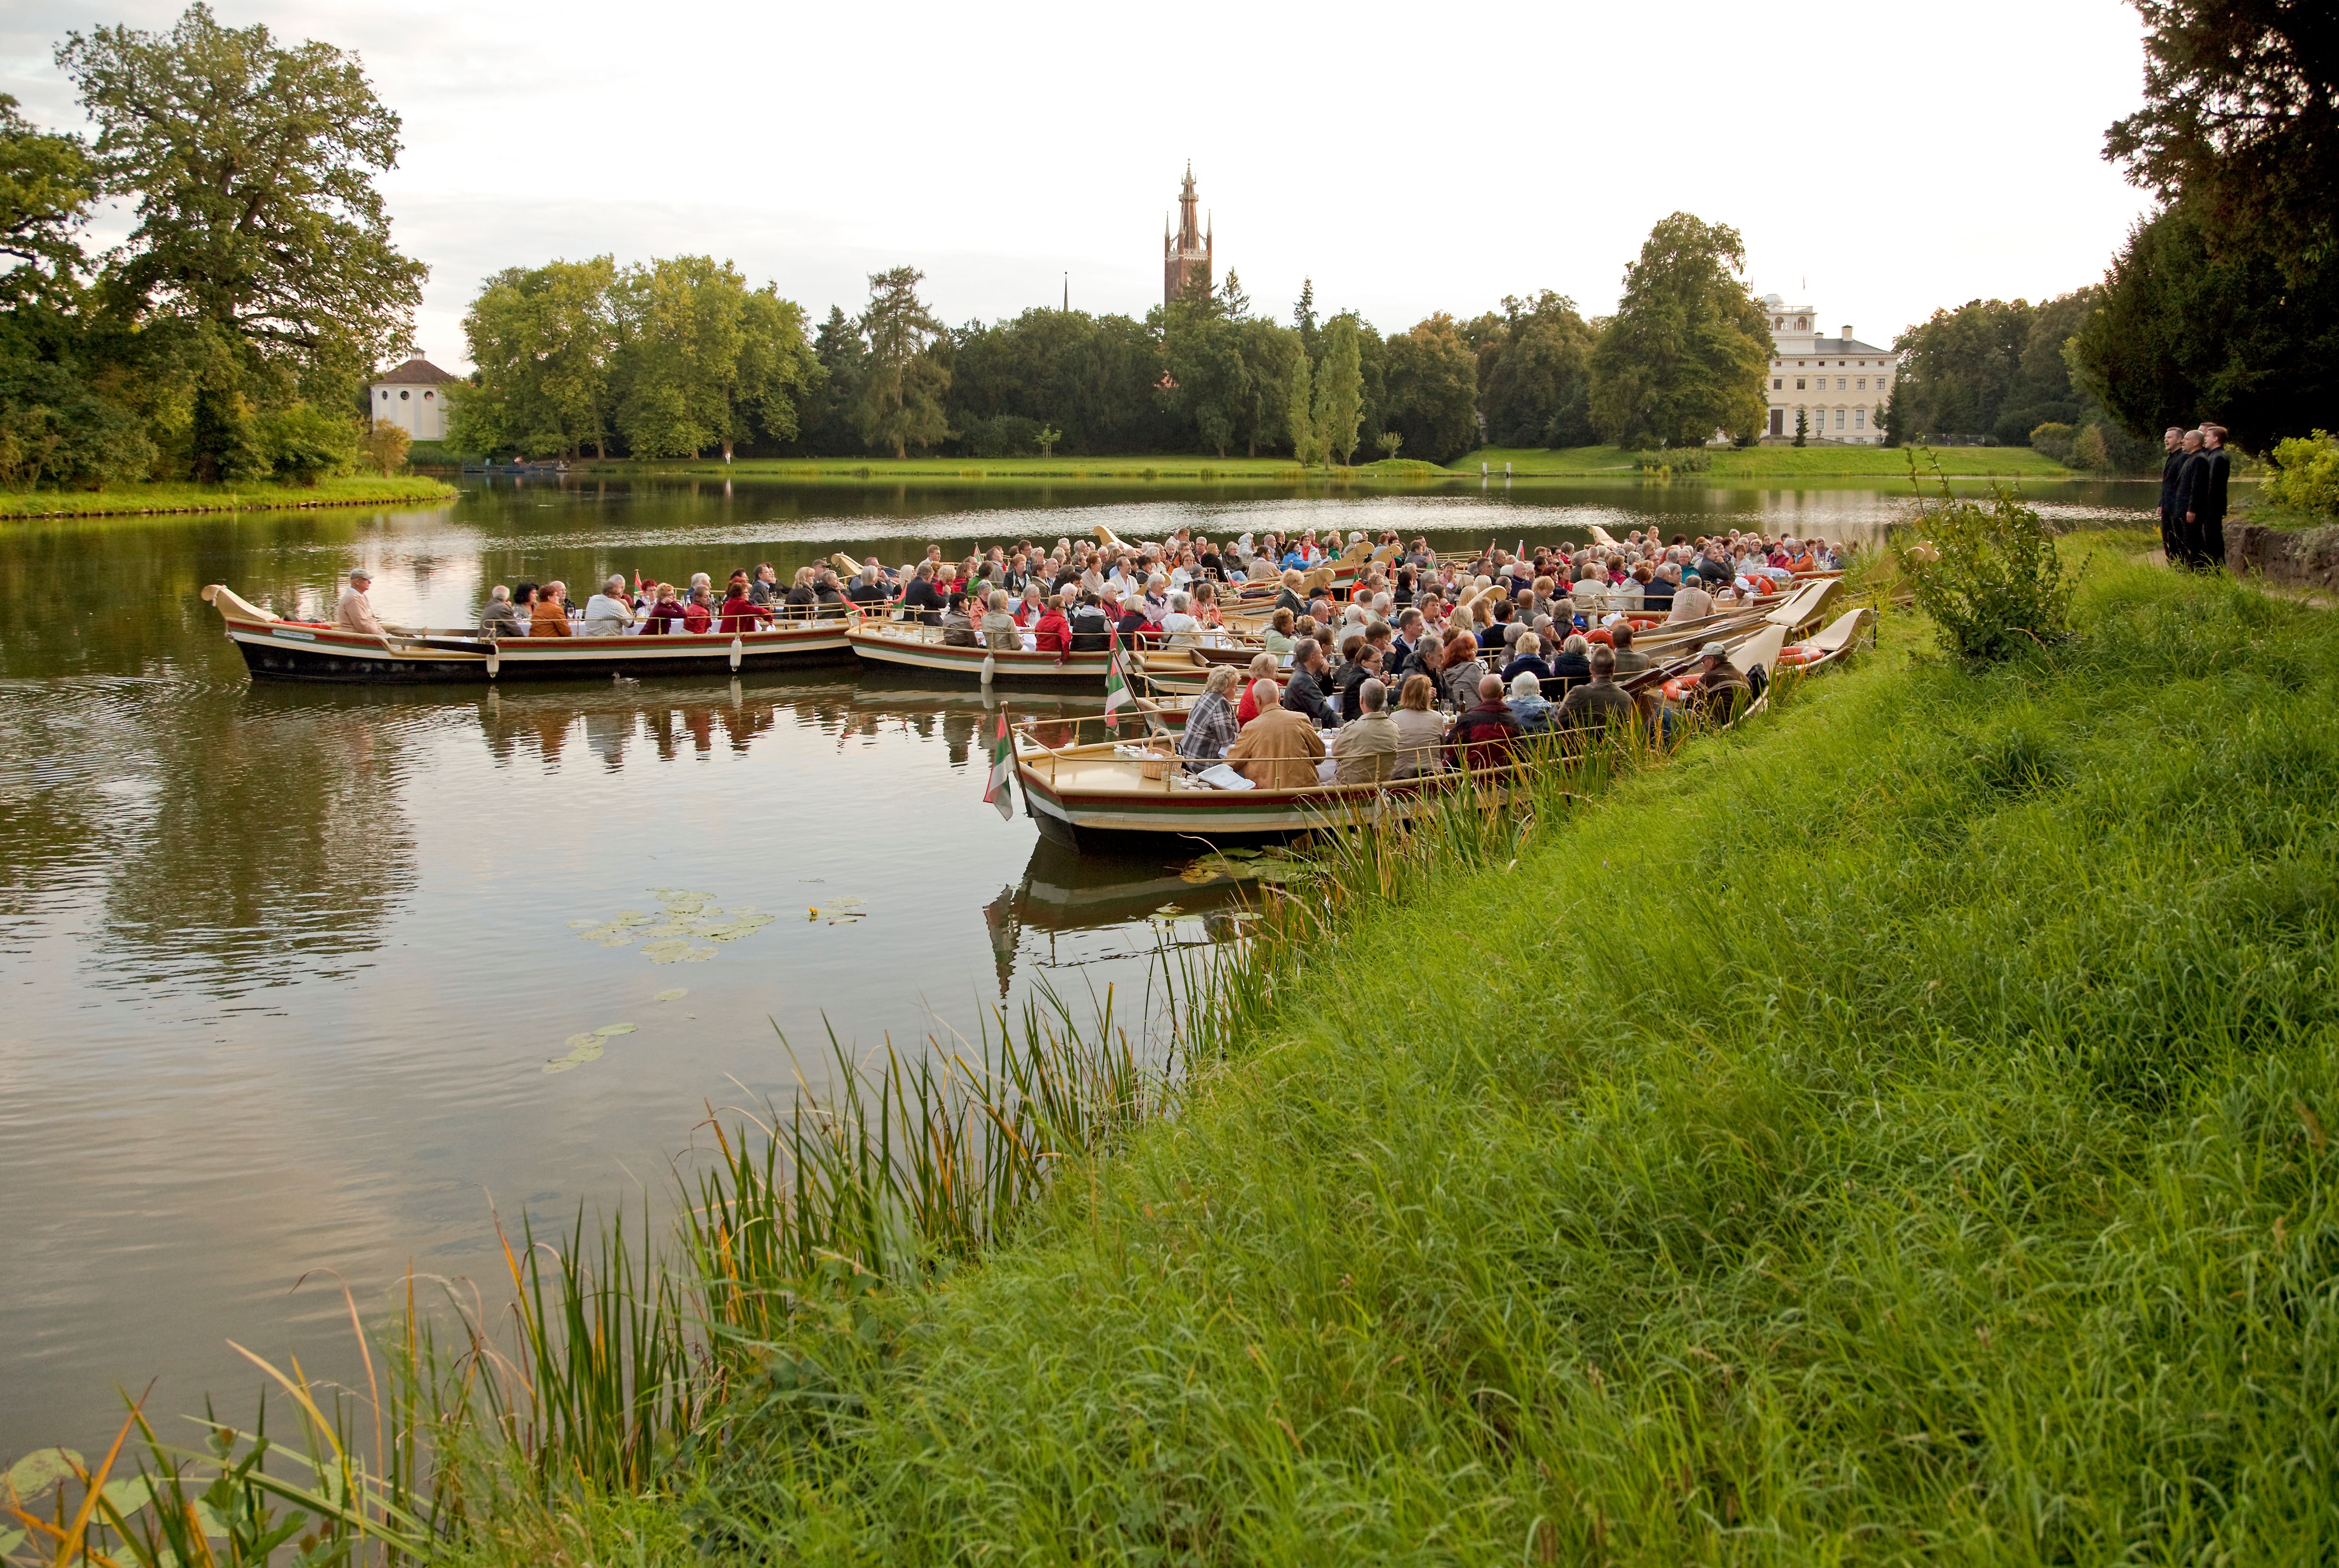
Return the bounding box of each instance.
[2189,424,2231,570]
[2171,430,2208,569]
[2157,427,2186,565]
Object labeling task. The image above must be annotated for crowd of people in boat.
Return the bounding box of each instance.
[437,525,1849,658]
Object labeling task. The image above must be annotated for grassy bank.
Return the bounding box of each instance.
[0,474,458,521]
[516,538,2327,1562]
[1456,443,2082,478]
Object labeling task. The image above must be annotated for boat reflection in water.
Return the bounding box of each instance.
[982,837,1256,998]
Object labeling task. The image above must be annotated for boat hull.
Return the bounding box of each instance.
[219,613,854,684]
[1013,755,1507,849]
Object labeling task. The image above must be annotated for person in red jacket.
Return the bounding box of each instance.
[640,583,687,634]
[1032,593,1074,659]
[716,572,773,634]
[1445,673,1524,772]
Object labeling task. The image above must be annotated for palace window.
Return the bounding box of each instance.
[380,389,389,400]
[1834,409,1846,430]
[1837,377,1847,390]
[1773,378,1783,389]
[1856,377,1866,391]
[1795,379,1806,390]
[1854,408,1866,430]
[400,390,409,400]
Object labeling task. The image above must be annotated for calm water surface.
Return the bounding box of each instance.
[0,475,2158,1451]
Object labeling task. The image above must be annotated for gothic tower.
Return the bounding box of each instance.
[1163,163,1213,307]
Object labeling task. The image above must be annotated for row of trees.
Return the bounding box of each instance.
[1885,291,2152,468]
[454,212,1778,465]
[1,5,424,490]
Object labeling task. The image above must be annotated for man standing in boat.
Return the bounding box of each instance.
[335,568,385,635]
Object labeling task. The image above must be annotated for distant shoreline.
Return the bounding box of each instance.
[0,475,460,522]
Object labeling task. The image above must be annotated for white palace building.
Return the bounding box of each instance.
[1758,296,1897,445]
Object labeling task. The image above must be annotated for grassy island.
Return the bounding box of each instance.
[0,474,458,522]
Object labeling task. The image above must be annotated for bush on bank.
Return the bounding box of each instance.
[431,539,2339,1564]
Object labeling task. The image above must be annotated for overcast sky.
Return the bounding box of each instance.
[3,0,2157,370]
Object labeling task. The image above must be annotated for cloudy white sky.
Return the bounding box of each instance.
[3,0,2156,370]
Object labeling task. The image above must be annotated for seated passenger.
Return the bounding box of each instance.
[481,584,523,637]
[1384,674,1441,781]
[583,574,637,635]
[1178,666,1243,771]
[1225,682,1325,790]
[641,584,687,634]
[940,592,980,646]
[1446,673,1523,770]
[980,589,1020,651]
[1330,677,1400,784]
[1506,671,1555,734]
[1688,640,1753,722]
[1558,644,1637,731]
[531,580,573,637]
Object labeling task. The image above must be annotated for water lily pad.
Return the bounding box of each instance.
[593,1023,637,1037]
[653,988,687,1002]
[1216,847,1262,860]
[1153,903,1185,917]
[563,1032,601,1051]
[643,940,716,964]
[697,913,775,942]
[828,895,865,910]
[566,919,598,929]
[6,1448,83,1502]
[1177,865,1220,884]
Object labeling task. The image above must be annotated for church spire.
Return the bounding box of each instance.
[1164,163,1213,307]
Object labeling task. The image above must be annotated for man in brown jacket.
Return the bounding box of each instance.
[1225,681,1326,789]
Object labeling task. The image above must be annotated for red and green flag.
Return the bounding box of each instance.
[984,708,1015,820]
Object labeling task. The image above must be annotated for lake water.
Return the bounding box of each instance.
[0,474,2159,1454]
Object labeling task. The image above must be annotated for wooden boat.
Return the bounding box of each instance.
[846,612,1227,688]
[202,584,854,683]
[1012,608,1814,849]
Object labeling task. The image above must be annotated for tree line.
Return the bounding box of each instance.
[453,212,1778,466]
[0,4,422,491]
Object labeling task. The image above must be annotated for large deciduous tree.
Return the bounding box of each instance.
[2067,0,2339,451]
[855,266,949,459]
[1479,292,1596,449]
[453,256,619,459]
[56,3,426,478]
[611,256,815,461]
[1380,313,1480,463]
[1587,213,1768,450]
[0,94,96,305]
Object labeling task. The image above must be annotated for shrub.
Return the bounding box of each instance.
[2029,421,2077,463]
[2263,430,2339,516]
[0,360,158,491]
[2070,424,2111,472]
[358,417,412,477]
[1632,447,1712,472]
[1896,463,2073,664]
[254,402,359,485]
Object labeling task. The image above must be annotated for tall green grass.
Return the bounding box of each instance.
[650,536,2338,1563]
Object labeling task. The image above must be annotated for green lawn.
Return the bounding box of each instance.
[436,540,2339,1563]
[0,474,458,521]
[1455,443,2085,478]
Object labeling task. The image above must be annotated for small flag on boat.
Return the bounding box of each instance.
[984,708,1015,820]
[1102,633,1132,723]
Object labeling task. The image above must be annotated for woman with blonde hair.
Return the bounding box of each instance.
[980,588,1019,651]
[1236,652,1278,724]
[1390,673,1446,778]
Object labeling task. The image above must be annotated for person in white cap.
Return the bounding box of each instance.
[335,568,385,635]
